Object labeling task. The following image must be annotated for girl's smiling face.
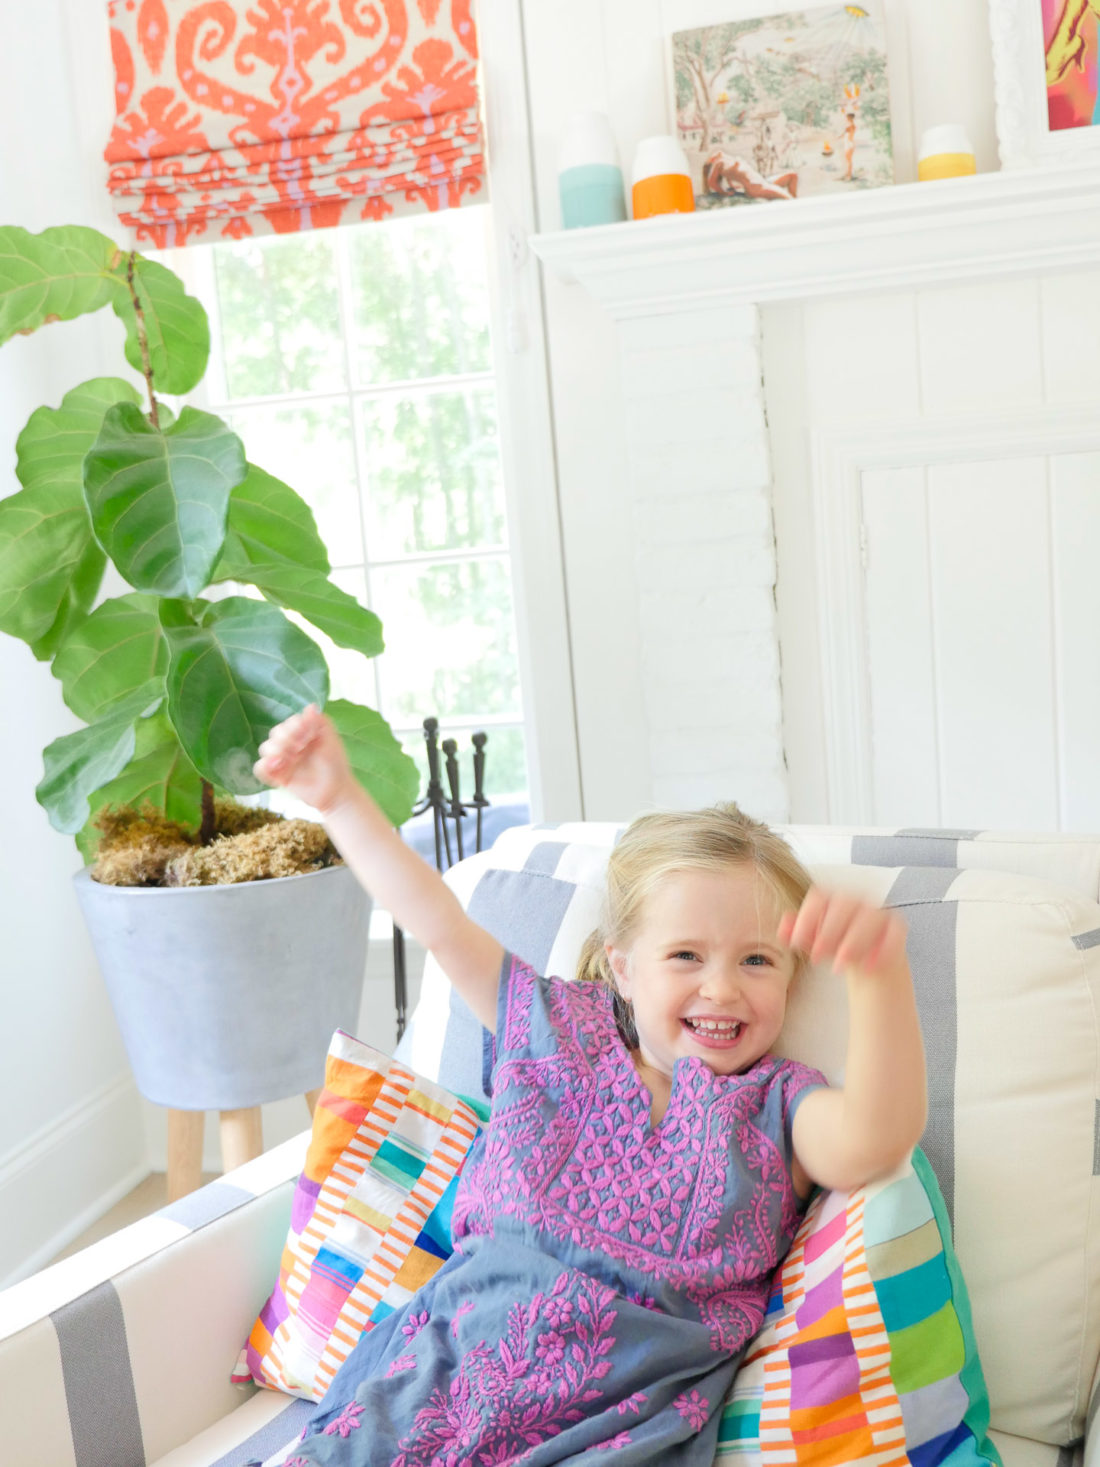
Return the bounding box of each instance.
[606,863,796,1082]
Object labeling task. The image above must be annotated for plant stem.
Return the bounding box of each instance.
[125,251,160,429]
[199,780,216,845]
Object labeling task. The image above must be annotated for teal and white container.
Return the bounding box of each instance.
[558,110,627,229]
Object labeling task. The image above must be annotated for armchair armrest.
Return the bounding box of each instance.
[0,1132,307,1467]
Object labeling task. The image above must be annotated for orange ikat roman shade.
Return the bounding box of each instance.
[104,0,486,249]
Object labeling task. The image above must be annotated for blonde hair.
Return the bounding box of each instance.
[575,804,812,1038]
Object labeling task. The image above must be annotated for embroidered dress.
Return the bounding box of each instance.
[287,954,825,1466]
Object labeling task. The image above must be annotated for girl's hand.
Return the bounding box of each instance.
[253,705,355,815]
[778,888,907,980]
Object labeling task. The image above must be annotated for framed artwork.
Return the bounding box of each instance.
[990,0,1100,168]
[670,2,897,209]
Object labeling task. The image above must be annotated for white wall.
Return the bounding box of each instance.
[0,0,153,1284]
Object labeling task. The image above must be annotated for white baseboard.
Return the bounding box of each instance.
[0,1073,149,1289]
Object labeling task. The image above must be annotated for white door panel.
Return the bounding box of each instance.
[861,452,1099,831]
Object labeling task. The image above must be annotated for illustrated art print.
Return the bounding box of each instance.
[671,2,895,208]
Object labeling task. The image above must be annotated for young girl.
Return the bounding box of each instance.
[254,706,927,1467]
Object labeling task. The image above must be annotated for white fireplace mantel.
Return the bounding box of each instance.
[529,166,1100,317]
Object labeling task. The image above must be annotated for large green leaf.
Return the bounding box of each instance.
[0,225,123,343]
[36,681,165,834]
[213,464,330,579]
[243,565,384,656]
[111,255,210,396]
[0,488,105,653]
[83,404,246,597]
[27,539,109,662]
[327,699,420,827]
[75,710,206,860]
[0,378,140,652]
[53,593,168,723]
[0,229,208,395]
[162,596,329,794]
[16,378,143,495]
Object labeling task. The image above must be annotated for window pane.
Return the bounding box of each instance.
[214,234,345,397]
[372,558,520,725]
[347,208,492,384]
[360,388,505,558]
[227,402,361,561]
[309,566,379,707]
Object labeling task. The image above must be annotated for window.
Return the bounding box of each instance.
[177,207,530,816]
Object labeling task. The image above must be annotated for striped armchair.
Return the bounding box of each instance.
[3,822,1100,1467]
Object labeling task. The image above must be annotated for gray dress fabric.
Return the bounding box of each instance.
[279,953,825,1467]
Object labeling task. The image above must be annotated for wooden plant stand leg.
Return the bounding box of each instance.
[219,1106,263,1175]
[305,1087,322,1118]
[166,1109,205,1202]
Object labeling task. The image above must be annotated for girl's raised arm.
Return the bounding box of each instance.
[780,890,928,1194]
[255,706,504,1031]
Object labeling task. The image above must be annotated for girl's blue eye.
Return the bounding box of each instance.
[672,950,697,962]
[744,953,771,967]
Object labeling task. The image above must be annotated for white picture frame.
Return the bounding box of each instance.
[989,0,1100,169]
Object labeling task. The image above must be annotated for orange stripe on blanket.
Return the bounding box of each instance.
[790,1423,877,1467]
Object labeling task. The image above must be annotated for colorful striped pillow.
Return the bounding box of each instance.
[233,1030,488,1401]
[717,1148,1001,1467]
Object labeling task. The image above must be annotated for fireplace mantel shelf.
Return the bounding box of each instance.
[528,166,1100,317]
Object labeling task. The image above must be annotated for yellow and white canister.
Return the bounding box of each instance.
[917,124,977,182]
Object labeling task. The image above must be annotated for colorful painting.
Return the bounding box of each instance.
[671,3,894,208]
[1045,0,1100,130]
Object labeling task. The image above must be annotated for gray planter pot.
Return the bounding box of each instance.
[74,864,371,1109]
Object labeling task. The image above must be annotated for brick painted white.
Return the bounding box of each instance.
[618,308,787,821]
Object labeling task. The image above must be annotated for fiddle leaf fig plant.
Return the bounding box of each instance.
[0,223,420,853]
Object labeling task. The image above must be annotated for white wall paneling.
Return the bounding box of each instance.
[1050,454,1100,831]
[813,409,1100,829]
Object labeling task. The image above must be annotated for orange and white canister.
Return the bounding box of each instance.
[631,136,695,219]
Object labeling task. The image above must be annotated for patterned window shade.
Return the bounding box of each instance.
[104,0,486,249]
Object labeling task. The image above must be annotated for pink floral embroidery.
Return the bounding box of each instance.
[450,1299,475,1339]
[452,971,822,1357]
[402,1309,430,1341]
[674,1388,710,1431]
[322,1399,365,1437]
[502,954,537,1049]
[390,1270,618,1467]
[386,1355,418,1377]
[617,1391,648,1416]
[597,1432,634,1450]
